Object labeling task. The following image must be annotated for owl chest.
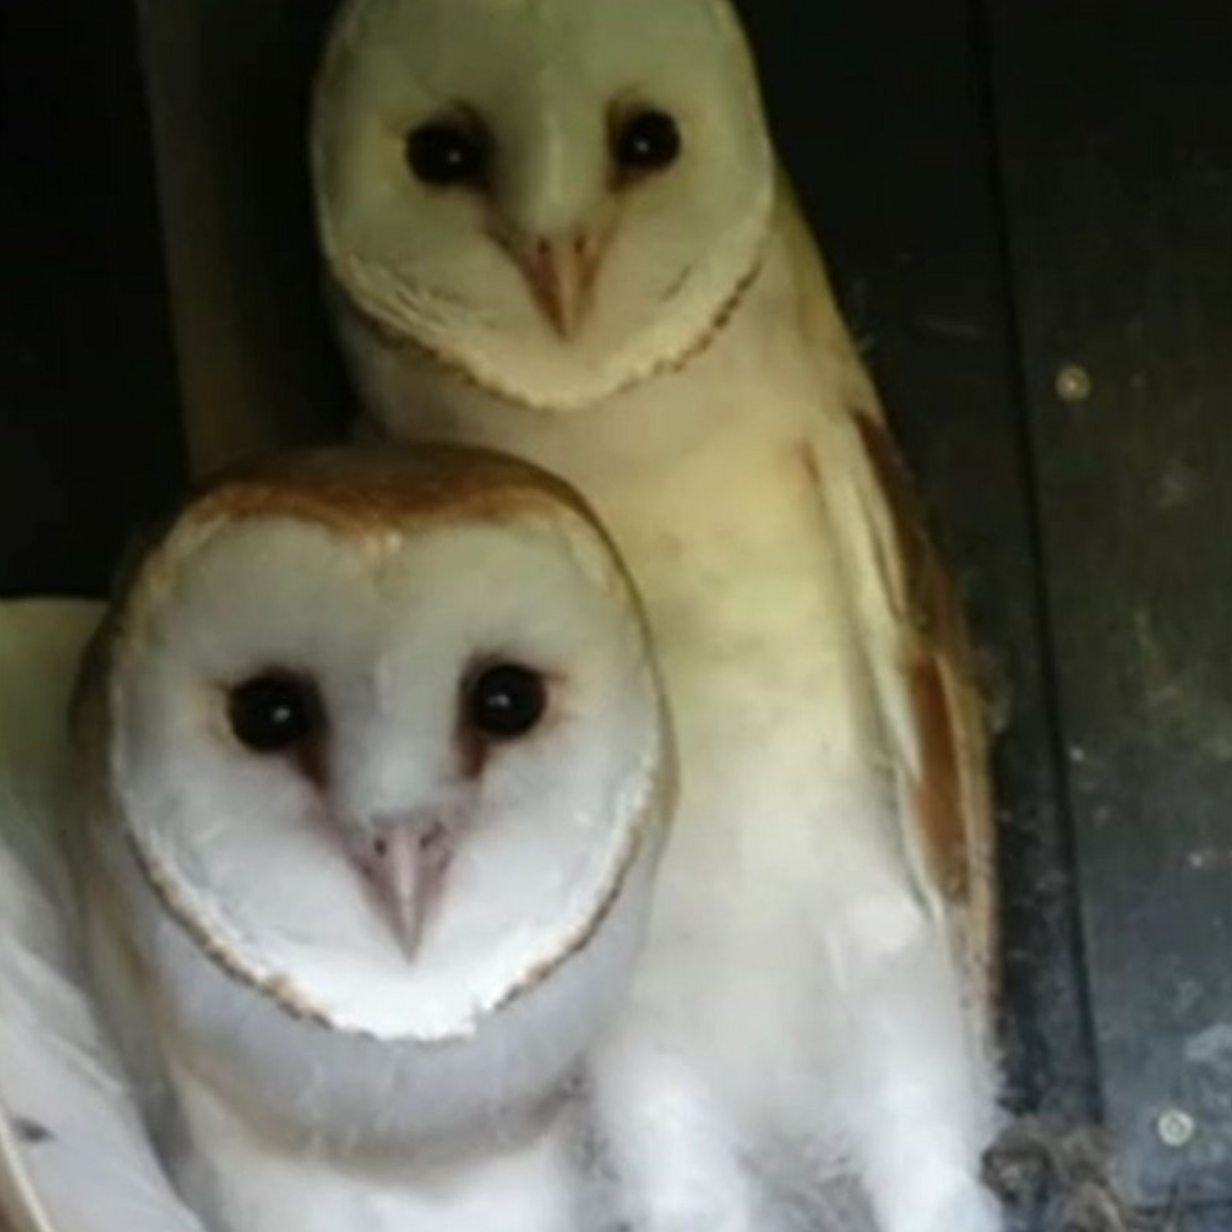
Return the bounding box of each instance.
[168,1065,578,1232]
[593,432,883,788]
[591,443,906,1001]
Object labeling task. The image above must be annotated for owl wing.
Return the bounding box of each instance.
[782,195,998,1007]
[0,601,205,1232]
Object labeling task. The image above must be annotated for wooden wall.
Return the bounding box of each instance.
[0,1,185,594]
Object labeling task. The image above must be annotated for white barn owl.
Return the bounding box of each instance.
[0,446,674,1232]
[312,2,1002,1230]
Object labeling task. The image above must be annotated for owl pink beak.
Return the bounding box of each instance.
[357,822,452,959]
[515,232,605,339]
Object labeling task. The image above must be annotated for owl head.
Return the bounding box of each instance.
[74,444,674,1143]
[311,0,774,412]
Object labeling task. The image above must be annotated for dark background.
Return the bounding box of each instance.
[3,1,1232,1225]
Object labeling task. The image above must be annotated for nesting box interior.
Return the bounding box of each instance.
[3,1,1232,1226]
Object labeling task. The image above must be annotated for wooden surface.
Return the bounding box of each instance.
[136,0,349,476]
[0,1,186,596]
[989,0,1232,1212]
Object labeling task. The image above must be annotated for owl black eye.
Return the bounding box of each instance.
[466,663,547,741]
[612,108,681,176]
[405,116,490,189]
[227,672,323,754]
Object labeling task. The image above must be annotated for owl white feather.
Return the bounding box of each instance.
[313,3,1003,1230]
[0,446,675,1232]
[0,600,209,1232]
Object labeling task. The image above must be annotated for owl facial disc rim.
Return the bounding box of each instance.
[115,750,662,1046]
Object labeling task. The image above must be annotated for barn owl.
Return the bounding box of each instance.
[312,2,1002,1230]
[0,446,674,1232]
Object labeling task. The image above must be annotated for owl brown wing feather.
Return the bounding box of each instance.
[779,184,997,1006]
[847,412,997,999]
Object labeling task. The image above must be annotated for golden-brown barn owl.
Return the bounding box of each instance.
[0,447,675,1232]
[312,2,1002,1229]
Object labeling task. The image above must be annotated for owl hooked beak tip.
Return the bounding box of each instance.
[518,233,603,340]
[360,824,451,961]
